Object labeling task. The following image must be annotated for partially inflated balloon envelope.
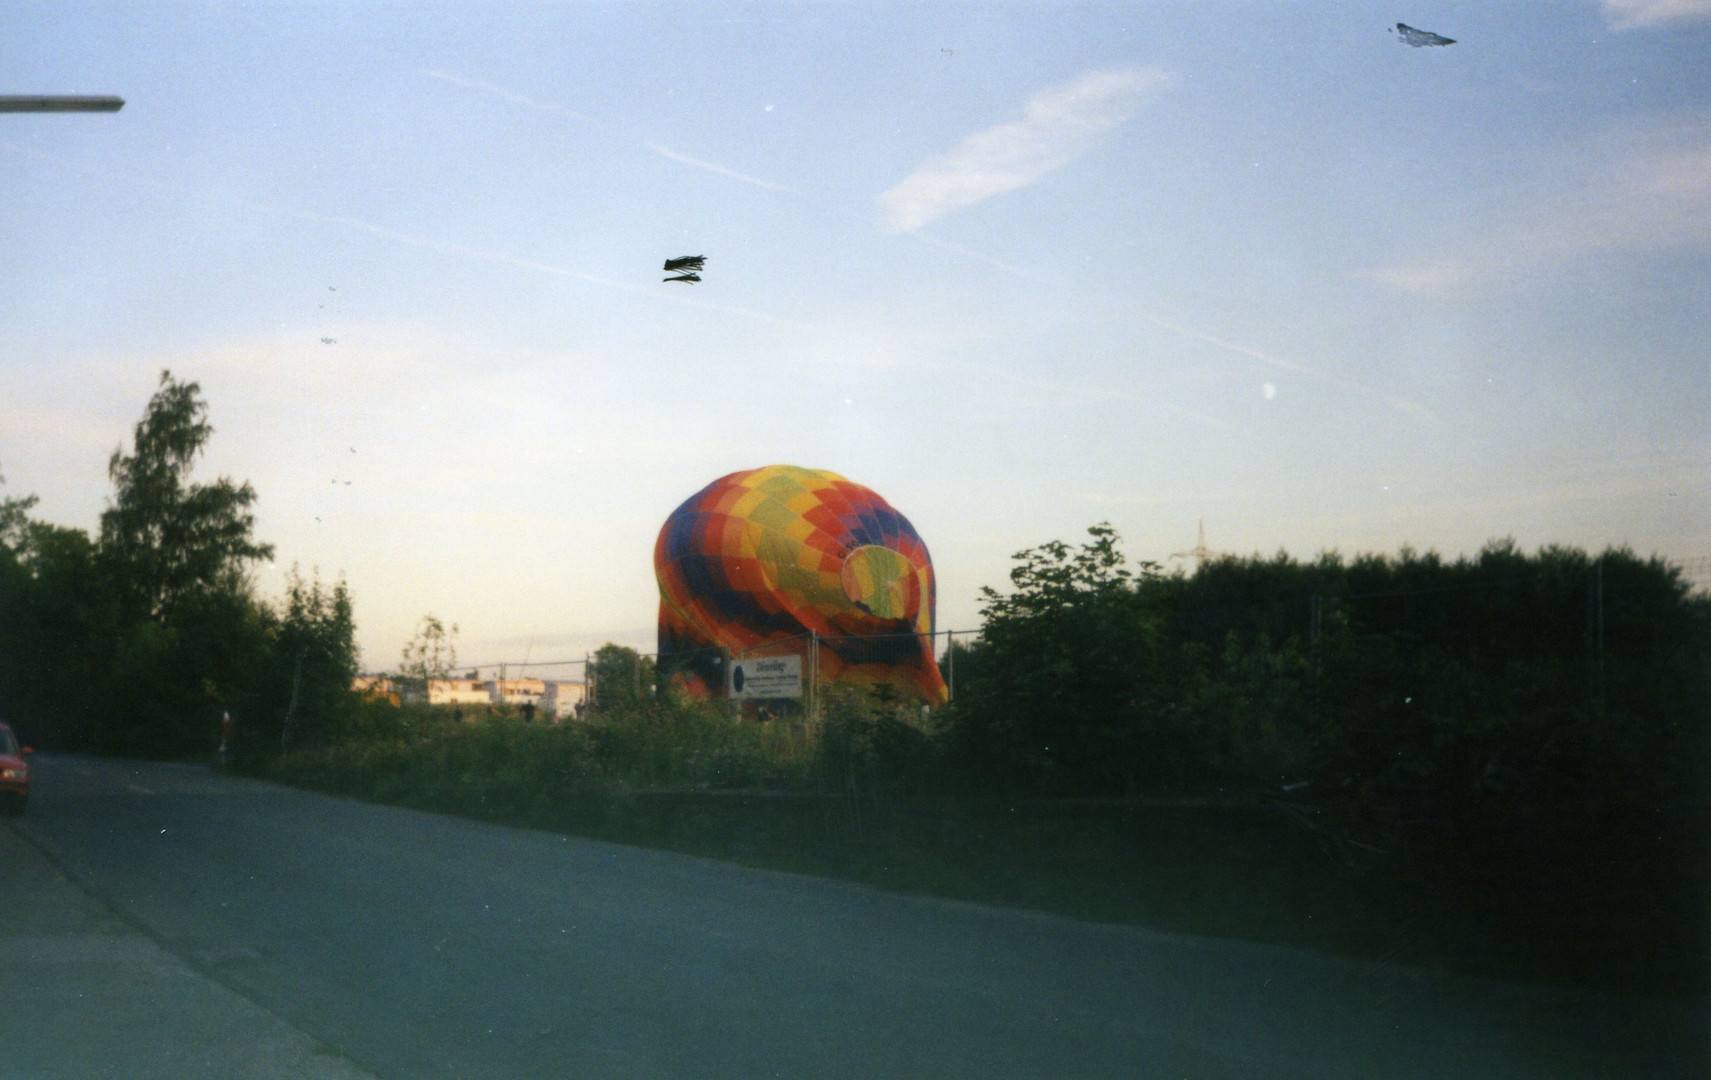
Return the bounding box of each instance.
[655,465,949,704]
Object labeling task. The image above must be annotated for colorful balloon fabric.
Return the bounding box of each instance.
[655,465,949,705]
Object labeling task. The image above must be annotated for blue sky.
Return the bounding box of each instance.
[4,1,1708,675]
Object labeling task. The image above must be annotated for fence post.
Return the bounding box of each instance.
[945,629,955,701]
[810,631,820,726]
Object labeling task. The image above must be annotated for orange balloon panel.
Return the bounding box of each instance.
[655,465,947,704]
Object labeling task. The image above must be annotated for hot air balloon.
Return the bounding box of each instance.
[655,465,948,705]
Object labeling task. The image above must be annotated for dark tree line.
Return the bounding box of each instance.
[0,371,357,759]
[934,526,1711,979]
[943,526,1710,808]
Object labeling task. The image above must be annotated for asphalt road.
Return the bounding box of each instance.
[5,755,1704,1079]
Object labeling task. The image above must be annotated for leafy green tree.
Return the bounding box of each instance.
[4,380,381,762]
[399,615,458,689]
[0,516,113,749]
[590,643,655,713]
[0,471,36,543]
[0,473,117,748]
[272,568,359,749]
[99,370,273,622]
[944,524,1191,794]
[82,372,276,756]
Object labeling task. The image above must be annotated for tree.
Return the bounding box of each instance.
[0,471,114,748]
[274,568,359,749]
[100,370,273,620]
[590,643,655,712]
[944,524,1182,794]
[0,468,38,546]
[86,372,277,757]
[399,615,458,687]
[0,507,111,750]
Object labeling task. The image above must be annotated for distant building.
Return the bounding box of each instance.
[488,678,546,710]
[352,674,585,719]
[541,681,588,720]
[429,679,491,706]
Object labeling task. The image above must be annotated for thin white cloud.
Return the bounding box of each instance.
[644,143,790,193]
[877,68,1171,233]
[1307,450,1711,537]
[254,206,785,324]
[419,68,599,123]
[1603,0,1711,28]
[0,139,783,323]
[1356,261,1476,294]
[877,137,1429,425]
[267,204,644,293]
[1361,117,1711,295]
[904,231,1028,276]
[1109,299,1436,423]
[975,363,1238,430]
[420,68,788,193]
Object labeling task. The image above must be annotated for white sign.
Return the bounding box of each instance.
[728,655,803,699]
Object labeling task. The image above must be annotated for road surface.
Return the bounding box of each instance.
[3,755,1704,1079]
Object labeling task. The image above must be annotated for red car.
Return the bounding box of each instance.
[0,723,30,814]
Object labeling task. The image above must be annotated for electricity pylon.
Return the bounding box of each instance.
[1170,520,1216,570]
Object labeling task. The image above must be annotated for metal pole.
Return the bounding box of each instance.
[0,95,124,112]
[946,630,955,701]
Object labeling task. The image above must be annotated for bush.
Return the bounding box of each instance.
[816,685,942,801]
[267,714,630,832]
[263,695,824,833]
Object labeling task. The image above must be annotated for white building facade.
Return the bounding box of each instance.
[540,681,588,720]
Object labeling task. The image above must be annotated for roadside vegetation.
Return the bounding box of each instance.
[0,371,355,759]
[2,375,1706,993]
[259,532,1711,993]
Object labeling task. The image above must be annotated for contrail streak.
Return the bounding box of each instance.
[0,139,782,323]
[1118,305,1436,422]
[419,69,599,124]
[421,68,789,193]
[267,207,783,322]
[896,213,1431,422]
[644,143,790,192]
